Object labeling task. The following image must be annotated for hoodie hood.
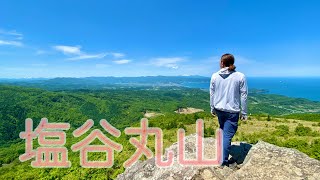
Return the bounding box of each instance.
[219,67,235,79]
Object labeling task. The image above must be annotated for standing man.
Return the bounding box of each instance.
[210,53,248,166]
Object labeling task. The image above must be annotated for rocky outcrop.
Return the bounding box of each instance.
[117,134,320,180]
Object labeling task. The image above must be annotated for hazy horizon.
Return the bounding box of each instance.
[1,75,320,80]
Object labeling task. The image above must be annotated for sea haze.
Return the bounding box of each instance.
[182,77,320,102]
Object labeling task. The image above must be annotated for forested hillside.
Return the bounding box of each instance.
[1,85,320,145]
[0,85,319,179]
[0,85,212,144]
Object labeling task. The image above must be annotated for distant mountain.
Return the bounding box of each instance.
[0,76,210,90]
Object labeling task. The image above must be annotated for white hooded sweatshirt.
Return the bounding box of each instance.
[210,67,248,115]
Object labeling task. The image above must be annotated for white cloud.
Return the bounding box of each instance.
[0,40,23,46]
[53,45,104,61]
[110,52,125,58]
[0,29,23,47]
[53,45,82,55]
[151,57,185,69]
[0,29,23,40]
[67,53,107,61]
[53,45,126,61]
[113,59,132,64]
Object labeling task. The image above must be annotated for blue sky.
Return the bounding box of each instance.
[0,0,319,78]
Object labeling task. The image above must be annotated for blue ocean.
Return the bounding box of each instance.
[181,77,320,102]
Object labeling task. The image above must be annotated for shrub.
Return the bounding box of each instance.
[310,139,320,160]
[273,125,289,136]
[274,119,281,122]
[241,132,261,144]
[204,123,215,137]
[283,138,309,153]
[204,126,215,137]
[165,120,177,129]
[178,123,186,130]
[294,124,312,136]
[312,131,320,137]
[263,135,281,146]
[148,122,155,127]
[266,115,271,121]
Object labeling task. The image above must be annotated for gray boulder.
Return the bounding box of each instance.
[117,134,320,180]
